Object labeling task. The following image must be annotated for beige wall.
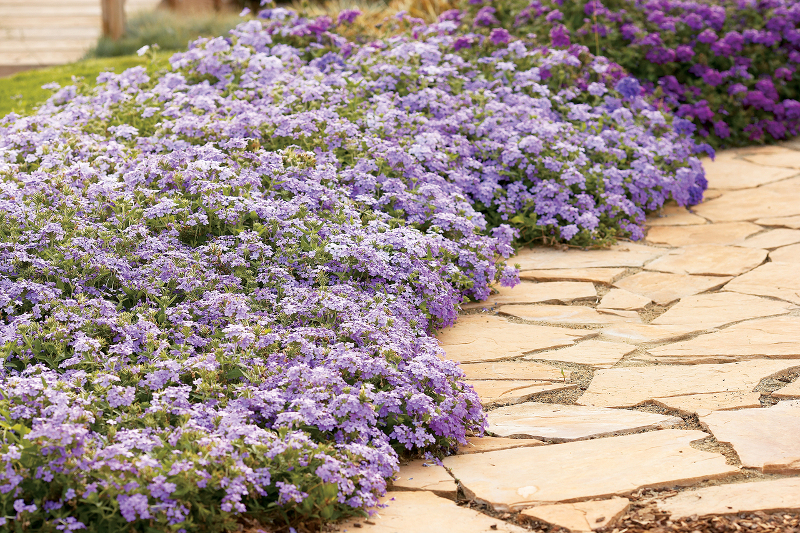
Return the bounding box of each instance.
[0,0,162,68]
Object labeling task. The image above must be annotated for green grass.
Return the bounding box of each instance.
[0,54,170,118]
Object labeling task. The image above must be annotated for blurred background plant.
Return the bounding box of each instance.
[289,0,453,26]
[88,9,244,57]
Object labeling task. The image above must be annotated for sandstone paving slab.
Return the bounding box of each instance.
[647,316,800,364]
[487,403,681,441]
[646,204,707,226]
[644,245,766,276]
[767,459,800,473]
[597,288,652,311]
[739,228,800,250]
[500,304,641,325]
[468,380,578,406]
[756,215,800,229]
[724,261,800,304]
[741,146,800,169]
[460,361,570,381]
[693,177,800,222]
[520,497,630,532]
[337,491,528,533]
[457,436,545,455]
[525,339,636,368]
[437,315,593,363]
[599,323,703,343]
[514,243,664,270]
[701,152,798,190]
[657,478,800,519]
[651,292,796,330]
[391,460,457,499]
[614,271,731,305]
[519,268,626,284]
[646,222,762,246]
[701,400,800,473]
[462,282,596,309]
[651,391,763,416]
[739,228,800,249]
[703,189,724,200]
[442,430,737,511]
[773,379,800,398]
[578,360,800,408]
[770,243,800,263]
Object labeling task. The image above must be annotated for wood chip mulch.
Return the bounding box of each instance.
[604,510,800,532]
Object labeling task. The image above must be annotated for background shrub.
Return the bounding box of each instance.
[89,10,244,58]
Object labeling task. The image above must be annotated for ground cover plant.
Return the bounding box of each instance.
[473,0,800,147]
[0,5,706,531]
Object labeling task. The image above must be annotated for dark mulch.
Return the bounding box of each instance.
[604,510,800,532]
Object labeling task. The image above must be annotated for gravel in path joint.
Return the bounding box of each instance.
[755,368,800,394]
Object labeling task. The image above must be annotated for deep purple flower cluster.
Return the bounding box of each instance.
[489,0,800,147]
[0,7,704,530]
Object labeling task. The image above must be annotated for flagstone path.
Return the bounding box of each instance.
[336,144,800,532]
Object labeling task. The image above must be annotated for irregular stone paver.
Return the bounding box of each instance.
[597,288,652,311]
[701,400,800,473]
[658,478,800,518]
[578,360,800,408]
[724,261,800,304]
[391,460,457,499]
[487,403,681,441]
[693,177,800,222]
[738,228,800,249]
[443,430,736,511]
[647,204,707,226]
[599,323,702,343]
[770,243,800,263]
[651,392,762,416]
[519,267,626,284]
[741,146,800,169]
[457,436,545,455]
[644,245,766,276]
[468,380,577,406]
[651,292,796,329]
[514,243,664,270]
[773,379,800,398]
[646,222,762,246]
[460,361,569,381]
[756,215,800,229]
[701,152,798,189]
[462,282,596,309]
[437,315,593,363]
[500,304,641,325]
[647,316,800,363]
[614,271,731,305]
[337,491,528,533]
[526,339,636,368]
[520,497,630,532]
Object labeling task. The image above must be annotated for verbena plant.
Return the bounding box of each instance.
[472,0,800,147]
[0,6,704,531]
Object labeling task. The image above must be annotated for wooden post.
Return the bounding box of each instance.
[101,0,126,41]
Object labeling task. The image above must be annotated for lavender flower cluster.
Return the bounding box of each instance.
[0,6,704,531]
[492,0,800,147]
